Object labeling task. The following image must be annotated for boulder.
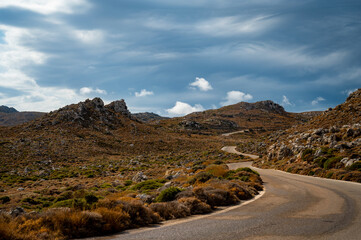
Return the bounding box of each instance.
[10,207,25,217]
[132,171,148,182]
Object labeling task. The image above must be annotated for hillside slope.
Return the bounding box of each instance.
[158,100,320,134]
[255,89,361,182]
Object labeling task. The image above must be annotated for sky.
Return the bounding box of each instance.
[0,0,360,116]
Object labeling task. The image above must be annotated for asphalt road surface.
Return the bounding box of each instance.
[91,148,361,240]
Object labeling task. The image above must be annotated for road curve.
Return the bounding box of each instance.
[91,147,361,240]
[221,146,259,160]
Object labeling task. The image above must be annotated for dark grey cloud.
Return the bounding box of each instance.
[0,0,360,114]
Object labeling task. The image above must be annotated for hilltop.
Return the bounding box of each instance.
[132,112,169,122]
[158,100,319,135]
[0,106,18,113]
[0,105,45,126]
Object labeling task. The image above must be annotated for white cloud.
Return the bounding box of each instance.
[311,97,325,106]
[167,101,204,116]
[342,89,358,96]
[282,95,292,106]
[0,25,84,111]
[0,0,89,15]
[221,91,253,106]
[196,15,280,37]
[80,87,107,95]
[199,43,347,70]
[189,77,213,91]
[73,29,104,44]
[135,89,154,97]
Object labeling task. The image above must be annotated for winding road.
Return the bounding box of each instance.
[91,147,361,240]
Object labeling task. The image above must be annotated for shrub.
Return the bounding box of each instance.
[130,180,164,192]
[205,165,228,178]
[325,171,334,178]
[349,161,361,171]
[95,207,130,233]
[193,187,239,208]
[150,201,190,220]
[302,149,314,162]
[55,191,73,202]
[313,157,327,168]
[156,187,182,202]
[118,197,160,227]
[85,193,99,205]
[188,171,214,184]
[51,198,88,210]
[235,167,260,176]
[0,196,10,204]
[124,180,133,186]
[178,197,212,215]
[324,156,342,170]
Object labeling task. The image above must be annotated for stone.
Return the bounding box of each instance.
[106,99,131,117]
[277,145,293,160]
[136,194,153,203]
[10,207,25,217]
[158,182,172,192]
[132,171,148,182]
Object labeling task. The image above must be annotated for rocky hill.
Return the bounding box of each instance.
[255,89,361,182]
[0,106,18,113]
[132,112,169,122]
[0,98,225,169]
[0,105,45,126]
[159,100,319,134]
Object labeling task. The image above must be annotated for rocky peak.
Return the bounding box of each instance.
[34,98,133,130]
[240,100,285,114]
[0,105,18,113]
[105,99,131,117]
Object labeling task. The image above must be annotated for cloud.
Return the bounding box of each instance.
[73,29,104,44]
[196,15,280,37]
[342,89,358,96]
[0,0,89,15]
[0,25,83,111]
[311,97,325,105]
[189,77,213,91]
[135,89,154,97]
[166,101,204,116]
[221,91,253,106]
[80,87,107,95]
[282,95,292,106]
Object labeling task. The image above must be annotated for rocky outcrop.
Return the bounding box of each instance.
[132,112,169,122]
[239,100,286,115]
[105,99,131,117]
[0,105,18,113]
[33,98,132,130]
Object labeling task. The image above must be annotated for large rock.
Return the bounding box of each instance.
[132,171,148,182]
[106,100,131,117]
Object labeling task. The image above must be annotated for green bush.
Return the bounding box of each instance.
[85,193,98,204]
[325,172,333,178]
[188,172,214,185]
[323,156,342,170]
[302,149,314,162]
[156,187,182,202]
[124,180,133,186]
[130,180,164,191]
[55,191,73,202]
[0,196,10,204]
[52,198,88,210]
[235,167,260,176]
[313,157,327,168]
[349,161,361,171]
